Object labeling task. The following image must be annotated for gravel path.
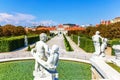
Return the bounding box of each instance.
[0,34,114,60]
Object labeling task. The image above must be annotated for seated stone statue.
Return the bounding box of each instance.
[100,38,108,57]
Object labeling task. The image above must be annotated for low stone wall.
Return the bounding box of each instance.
[0,57,90,63]
[90,57,120,80]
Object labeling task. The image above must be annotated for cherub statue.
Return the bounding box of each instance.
[46,45,59,69]
[100,38,108,57]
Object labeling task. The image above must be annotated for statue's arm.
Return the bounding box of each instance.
[31,48,36,55]
[99,35,104,42]
[35,56,56,71]
[44,44,50,57]
[31,43,37,55]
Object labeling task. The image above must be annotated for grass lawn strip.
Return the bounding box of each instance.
[0,60,91,80]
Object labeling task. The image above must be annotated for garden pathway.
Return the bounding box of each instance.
[0,34,114,60]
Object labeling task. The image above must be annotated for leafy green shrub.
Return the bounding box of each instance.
[63,34,73,51]
[27,45,31,51]
[71,35,94,53]
[72,35,78,44]
[80,37,94,53]
[109,39,120,55]
[109,39,120,46]
[28,35,39,44]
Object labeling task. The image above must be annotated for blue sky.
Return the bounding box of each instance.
[0,0,120,26]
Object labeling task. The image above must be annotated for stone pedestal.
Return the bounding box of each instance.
[33,70,58,80]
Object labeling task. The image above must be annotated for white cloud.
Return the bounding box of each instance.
[39,20,57,26]
[0,13,35,26]
[0,13,58,26]
[31,20,58,26]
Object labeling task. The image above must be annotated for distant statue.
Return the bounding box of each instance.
[99,38,108,57]
[24,35,28,46]
[92,31,103,55]
[78,36,80,46]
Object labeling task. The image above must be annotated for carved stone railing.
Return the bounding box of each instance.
[90,57,120,80]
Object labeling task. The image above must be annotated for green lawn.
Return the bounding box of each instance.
[0,60,91,80]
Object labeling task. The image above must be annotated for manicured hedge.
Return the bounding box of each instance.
[63,34,73,51]
[71,35,94,53]
[0,36,24,52]
[71,35,78,44]
[109,39,120,55]
[109,39,120,46]
[28,35,39,44]
[0,35,39,52]
[80,37,94,53]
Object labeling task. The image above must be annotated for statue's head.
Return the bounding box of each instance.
[96,31,100,35]
[39,33,47,42]
[103,38,108,43]
[52,45,59,53]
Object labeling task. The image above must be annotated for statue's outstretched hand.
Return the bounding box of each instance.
[31,48,36,55]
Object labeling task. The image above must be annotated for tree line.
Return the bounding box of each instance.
[0,24,26,37]
[0,24,50,37]
[68,22,120,39]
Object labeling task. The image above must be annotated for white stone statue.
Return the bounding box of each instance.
[32,33,49,72]
[24,35,28,46]
[99,38,108,57]
[31,33,59,80]
[92,31,103,55]
[46,45,59,69]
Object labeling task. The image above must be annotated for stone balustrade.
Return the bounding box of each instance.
[90,57,120,80]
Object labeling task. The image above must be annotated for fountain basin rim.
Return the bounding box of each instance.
[0,57,90,64]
